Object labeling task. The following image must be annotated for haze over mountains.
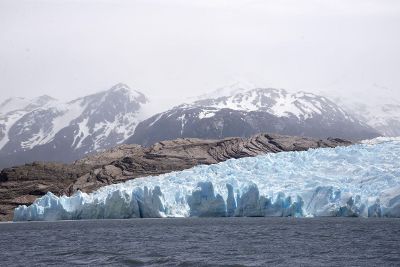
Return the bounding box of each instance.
[0,82,397,169]
[326,89,400,137]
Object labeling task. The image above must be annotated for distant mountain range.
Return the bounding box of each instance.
[0,82,395,169]
[127,87,379,146]
[329,95,400,137]
[0,83,147,168]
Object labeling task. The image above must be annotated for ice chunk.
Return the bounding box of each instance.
[187,182,226,217]
[14,137,400,221]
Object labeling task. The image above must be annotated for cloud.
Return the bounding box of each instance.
[0,0,399,112]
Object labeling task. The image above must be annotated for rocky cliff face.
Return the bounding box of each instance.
[0,133,351,221]
[128,88,379,146]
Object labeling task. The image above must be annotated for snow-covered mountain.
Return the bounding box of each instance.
[329,97,400,137]
[0,95,57,149]
[319,84,400,137]
[0,83,148,168]
[128,87,379,146]
[347,102,400,137]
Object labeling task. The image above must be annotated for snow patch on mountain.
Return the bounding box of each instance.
[190,88,356,121]
[198,110,216,119]
[40,101,88,146]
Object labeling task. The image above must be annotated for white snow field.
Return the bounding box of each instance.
[14,137,400,221]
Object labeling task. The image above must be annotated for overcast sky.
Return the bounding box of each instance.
[1,0,399,110]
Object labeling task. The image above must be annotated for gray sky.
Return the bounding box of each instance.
[1,0,399,111]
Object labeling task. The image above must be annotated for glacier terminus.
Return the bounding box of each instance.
[14,137,400,221]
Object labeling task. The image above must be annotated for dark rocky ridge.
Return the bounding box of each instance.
[0,133,352,221]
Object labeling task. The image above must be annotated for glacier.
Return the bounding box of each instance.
[14,138,400,221]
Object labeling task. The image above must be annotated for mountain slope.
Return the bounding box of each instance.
[0,83,148,168]
[330,96,400,137]
[127,88,379,146]
[0,95,57,149]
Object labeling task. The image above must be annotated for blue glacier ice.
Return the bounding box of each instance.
[14,137,400,221]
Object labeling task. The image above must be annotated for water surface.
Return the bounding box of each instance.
[1,218,399,266]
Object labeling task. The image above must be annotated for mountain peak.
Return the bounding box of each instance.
[109,83,130,92]
[0,95,57,115]
[32,95,58,106]
[195,80,258,101]
[222,80,258,91]
[106,83,147,103]
[36,94,57,101]
[0,97,27,113]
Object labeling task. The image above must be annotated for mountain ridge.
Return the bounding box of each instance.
[127,87,379,146]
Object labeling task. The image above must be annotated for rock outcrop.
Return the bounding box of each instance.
[0,133,351,221]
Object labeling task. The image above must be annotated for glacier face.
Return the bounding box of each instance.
[14,138,400,221]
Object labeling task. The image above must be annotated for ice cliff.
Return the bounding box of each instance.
[14,138,400,221]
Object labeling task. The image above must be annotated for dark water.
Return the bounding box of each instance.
[1,218,400,266]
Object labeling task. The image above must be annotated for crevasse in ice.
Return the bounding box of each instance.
[14,137,400,221]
